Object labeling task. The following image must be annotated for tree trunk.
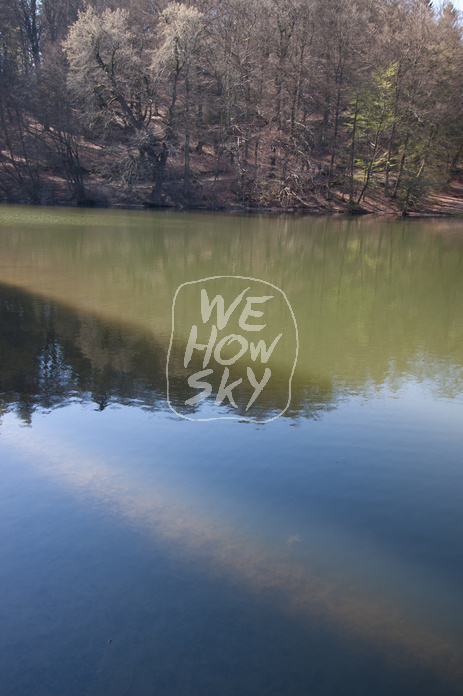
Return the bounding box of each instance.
[183,61,191,199]
[327,62,344,198]
[349,94,359,204]
[357,108,385,204]
[385,81,401,198]
[392,131,410,198]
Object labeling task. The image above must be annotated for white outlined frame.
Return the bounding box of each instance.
[166,275,299,424]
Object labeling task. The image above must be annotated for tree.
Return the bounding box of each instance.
[63,7,153,134]
[151,2,206,199]
[41,0,83,44]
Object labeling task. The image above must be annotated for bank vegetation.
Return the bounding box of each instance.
[1,0,462,213]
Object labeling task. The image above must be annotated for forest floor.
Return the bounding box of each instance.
[4,133,463,217]
[78,138,463,216]
[425,177,463,216]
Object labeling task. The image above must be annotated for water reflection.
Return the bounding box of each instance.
[1,208,463,695]
[0,209,462,407]
[0,282,337,423]
[0,284,166,422]
[4,275,460,427]
[1,213,463,422]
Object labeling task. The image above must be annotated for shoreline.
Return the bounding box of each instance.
[1,199,462,219]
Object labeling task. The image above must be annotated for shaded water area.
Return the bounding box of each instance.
[0,206,462,695]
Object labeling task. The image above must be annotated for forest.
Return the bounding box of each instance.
[0,0,462,212]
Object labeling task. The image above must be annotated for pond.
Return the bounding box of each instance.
[0,206,462,696]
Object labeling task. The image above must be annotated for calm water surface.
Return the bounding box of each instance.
[0,206,462,695]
